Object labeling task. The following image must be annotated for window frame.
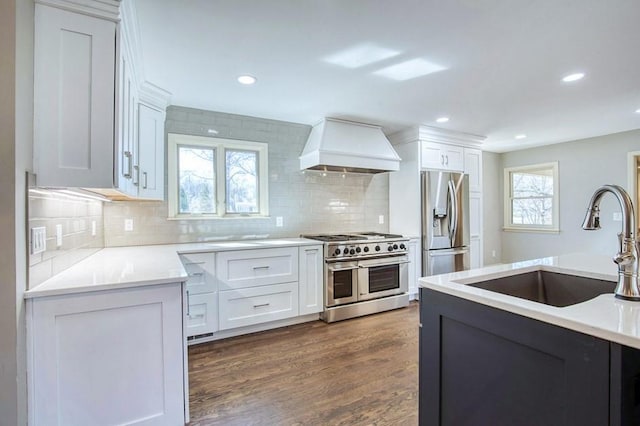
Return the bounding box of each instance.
[503,162,559,233]
[167,133,269,219]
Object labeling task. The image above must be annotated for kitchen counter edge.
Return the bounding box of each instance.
[25,238,321,299]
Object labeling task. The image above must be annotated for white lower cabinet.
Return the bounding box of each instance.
[407,238,421,300]
[27,284,186,426]
[219,282,299,330]
[186,292,218,337]
[298,245,323,315]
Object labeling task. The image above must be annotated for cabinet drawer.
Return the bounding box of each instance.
[216,247,298,290]
[185,292,218,337]
[180,253,216,294]
[219,282,298,330]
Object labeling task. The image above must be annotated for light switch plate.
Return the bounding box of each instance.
[378,215,385,224]
[276,216,283,227]
[91,220,96,236]
[31,227,46,255]
[613,212,622,222]
[124,219,134,232]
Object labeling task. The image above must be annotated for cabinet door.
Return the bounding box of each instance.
[116,54,137,196]
[29,284,185,426]
[420,288,610,425]
[34,5,115,188]
[137,103,165,200]
[464,148,483,192]
[180,252,216,294]
[186,292,218,337]
[217,247,299,290]
[298,245,323,315]
[441,145,464,172]
[407,238,421,298]
[219,282,299,330]
[421,142,464,171]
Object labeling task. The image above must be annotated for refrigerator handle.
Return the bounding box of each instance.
[448,180,458,244]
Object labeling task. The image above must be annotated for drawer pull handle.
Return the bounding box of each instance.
[184,261,205,266]
[189,313,205,320]
[253,303,270,308]
[253,266,270,270]
[188,272,204,277]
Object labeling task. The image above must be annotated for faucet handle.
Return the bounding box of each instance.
[613,252,635,266]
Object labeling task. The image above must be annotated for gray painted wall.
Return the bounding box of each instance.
[500,129,640,262]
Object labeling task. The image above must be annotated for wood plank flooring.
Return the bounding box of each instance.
[188,301,419,425]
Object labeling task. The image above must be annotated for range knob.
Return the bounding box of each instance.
[349,249,356,255]
[393,244,399,250]
[334,248,341,256]
[363,246,370,252]
[375,245,381,252]
[388,245,394,251]
[355,247,361,253]
[399,243,406,250]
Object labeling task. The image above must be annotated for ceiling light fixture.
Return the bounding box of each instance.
[515,134,527,140]
[436,117,449,123]
[562,72,585,82]
[237,75,257,85]
[635,108,640,114]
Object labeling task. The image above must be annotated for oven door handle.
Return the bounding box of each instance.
[358,260,410,268]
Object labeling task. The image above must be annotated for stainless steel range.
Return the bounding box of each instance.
[302,232,410,322]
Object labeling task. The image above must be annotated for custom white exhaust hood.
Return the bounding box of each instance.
[299,118,401,174]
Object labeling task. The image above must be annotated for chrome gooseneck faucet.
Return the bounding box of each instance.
[582,184,640,300]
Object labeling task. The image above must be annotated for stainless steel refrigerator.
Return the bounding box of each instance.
[421,171,470,276]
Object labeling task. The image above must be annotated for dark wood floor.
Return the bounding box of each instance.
[188,301,419,425]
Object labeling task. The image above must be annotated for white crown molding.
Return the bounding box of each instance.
[139,81,172,109]
[120,0,144,81]
[35,0,120,21]
[388,125,486,148]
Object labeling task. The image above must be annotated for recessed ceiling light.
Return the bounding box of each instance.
[515,134,527,139]
[237,75,257,85]
[635,108,640,114]
[562,72,585,82]
[436,117,449,123]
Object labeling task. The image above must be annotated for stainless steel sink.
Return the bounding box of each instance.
[467,271,616,307]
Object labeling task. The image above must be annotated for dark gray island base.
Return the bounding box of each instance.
[419,287,640,425]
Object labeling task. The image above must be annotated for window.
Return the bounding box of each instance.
[504,162,559,232]
[168,134,268,218]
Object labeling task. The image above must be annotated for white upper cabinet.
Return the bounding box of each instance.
[464,147,483,193]
[34,4,116,188]
[33,0,170,198]
[421,142,464,172]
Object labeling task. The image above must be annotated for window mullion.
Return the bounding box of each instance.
[217,145,226,216]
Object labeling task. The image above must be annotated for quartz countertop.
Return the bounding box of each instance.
[25,238,321,299]
[419,253,640,349]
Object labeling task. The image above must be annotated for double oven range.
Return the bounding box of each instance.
[302,232,410,322]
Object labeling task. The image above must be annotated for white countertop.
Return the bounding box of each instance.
[25,238,320,299]
[419,253,640,349]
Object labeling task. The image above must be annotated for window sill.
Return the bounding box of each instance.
[167,215,271,221]
[503,226,560,234]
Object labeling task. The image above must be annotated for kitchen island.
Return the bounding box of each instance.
[418,253,640,425]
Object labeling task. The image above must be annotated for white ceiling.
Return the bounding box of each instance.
[133,0,640,152]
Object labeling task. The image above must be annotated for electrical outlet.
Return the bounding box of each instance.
[276,216,284,227]
[124,219,134,232]
[613,212,622,222]
[492,250,497,258]
[31,227,46,254]
[378,215,385,225]
[91,220,97,236]
[56,224,63,247]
